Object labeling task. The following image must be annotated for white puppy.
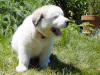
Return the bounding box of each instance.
[12,5,69,72]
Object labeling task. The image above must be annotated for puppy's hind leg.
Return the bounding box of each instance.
[16,47,30,72]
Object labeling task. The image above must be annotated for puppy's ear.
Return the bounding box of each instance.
[32,14,43,27]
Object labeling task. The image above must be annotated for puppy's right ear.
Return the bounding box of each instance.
[32,14,43,27]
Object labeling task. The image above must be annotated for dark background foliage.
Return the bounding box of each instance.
[54,0,88,20]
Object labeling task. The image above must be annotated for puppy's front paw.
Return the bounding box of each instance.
[16,65,28,72]
[40,59,50,69]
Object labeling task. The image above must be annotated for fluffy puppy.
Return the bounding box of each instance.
[12,5,69,72]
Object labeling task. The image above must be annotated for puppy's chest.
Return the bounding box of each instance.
[32,38,49,48]
[26,38,50,56]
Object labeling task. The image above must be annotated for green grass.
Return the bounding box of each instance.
[0,28,100,75]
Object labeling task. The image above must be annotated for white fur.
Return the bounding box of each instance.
[12,5,69,72]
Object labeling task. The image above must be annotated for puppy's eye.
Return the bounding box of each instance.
[53,16,58,19]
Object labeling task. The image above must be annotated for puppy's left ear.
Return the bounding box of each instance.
[32,14,44,27]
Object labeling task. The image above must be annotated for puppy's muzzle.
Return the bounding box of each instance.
[65,21,69,27]
[64,20,69,27]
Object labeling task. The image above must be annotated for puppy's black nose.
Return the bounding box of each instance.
[65,21,69,27]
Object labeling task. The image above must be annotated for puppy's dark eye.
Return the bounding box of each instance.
[53,16,58,19]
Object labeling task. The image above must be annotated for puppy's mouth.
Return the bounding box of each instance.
[51,27,61,36]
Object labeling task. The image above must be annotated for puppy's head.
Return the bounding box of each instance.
[32,5,69,37]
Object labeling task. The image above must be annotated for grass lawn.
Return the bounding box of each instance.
[0,29,100,75]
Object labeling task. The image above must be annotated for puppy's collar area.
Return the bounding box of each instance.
[37,30,46,39]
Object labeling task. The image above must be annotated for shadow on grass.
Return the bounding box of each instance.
[49,54,81,74]
[29,54,81,75]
